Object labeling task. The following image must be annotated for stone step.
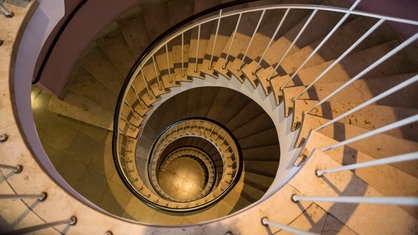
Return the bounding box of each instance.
[296,130,418,204]
[65,65,118,113]
[296,114,418,160]
[96,27,136,77]
[48,91,113,130]
[243,171,274,192]
[167,0,195,27]
[270,40,414,98]
[244,160,279,178]
[141,0,170,41]
[117,8,151,56]
[292,100,418,141]
[289,148,417,234]
[78,43,124,96]
[242,6,343,88]
[282,73,418,116]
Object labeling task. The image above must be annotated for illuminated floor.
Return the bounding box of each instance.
[158,157,207,201]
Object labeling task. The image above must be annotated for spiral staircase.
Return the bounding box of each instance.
[1,0,418,234]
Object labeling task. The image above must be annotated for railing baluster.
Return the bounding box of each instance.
[0,192,47,201]
[123,101,140,120]
[253,8,290,75]
[267,9,319,81]
[140,70,153,100]
[314,75,418,131]
[0,164,23,173]
[0,2,14,18]
[316,152,418,177]
[130,85,146,110]
[301,32,418,104]
[291,18,385,98]
[181,33,185,77]
[165,44,173,83]
[238,10,266,71]
[152,56,163,91]
[194,24,201,73]
[1,216,77,235]
[281,0,361,88]
[223,13,242,69]
[292,195,418,206]
[209,10,222,70]
[322,115,418,152]
[261,217,318,235]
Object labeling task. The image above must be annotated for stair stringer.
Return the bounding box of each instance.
[133,73,302,203]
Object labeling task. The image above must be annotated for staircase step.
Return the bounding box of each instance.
[187,20,214,79]
[282,73,418,115]
[167,0,194,27]
[141,1,170,41]
[278,16,397,77]
[238,128,278,149]
[269,40,414,98]
[96,28,136,76]
[48,91,113,130]
[242,7,343,90]
[232,113,274,140]
[296,114,418,159]
[66,65,118,113]
[292,100,418,141]
[241,144,280,162]
[297,130,418,196]
[240,181,265,202]
[117,9,151,56]
[244,160,278,177]
[243,171,274,192]
[78,44,124,96]
[290,148,417,234]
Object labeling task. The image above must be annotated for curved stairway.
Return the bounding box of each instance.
[1,0,418,234]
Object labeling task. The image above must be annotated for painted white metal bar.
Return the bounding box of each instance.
[292,195,418,206]
[0,163,22,173]
[152,56,162,90]
[261,217,318,235]
[165,44,173,83]
[316,152,418,176]
[140,70,153,100]
[322,115,418,152]
[209,10,222,70]
[127,4,418,88]
[181,33,185,77]
[253,8,290,74]
[292,18,385,99]
[308,32,418,107]
[194,24,201,72]
[238,9,266,71]
[223,13,242,69]
[314,74,418,131]
[267,9,319,81]
[281,0,361,89]
[123,101,140,120]
[0,192,47,201]
[130,85,146,110]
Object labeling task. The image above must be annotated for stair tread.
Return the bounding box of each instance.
[96,28,136,76]
[293,99,418,141]
[241,8,343,88]
[48,91,113,130]
[167,0,194,27]
[66,65,118,113]
[296,114,418,159]
[297,130,418,197]
[282,73,418,115]
[78,44,124,96]
[141,1,170,41]
[117,11,151,56]
[290,148,417,234]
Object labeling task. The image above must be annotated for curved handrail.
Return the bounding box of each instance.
[113,0,418,219]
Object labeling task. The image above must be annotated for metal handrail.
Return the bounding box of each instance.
[112,0,418,221]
